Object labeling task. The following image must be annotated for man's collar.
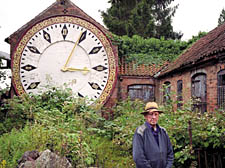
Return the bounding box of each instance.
[145,122,159,132]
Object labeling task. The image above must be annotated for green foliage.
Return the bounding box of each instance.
[0,88,224,167]
[113,34,189,65]
[110,99,144,151]
[109,31,207,66]
[159,100,225,167]
[102,0,182,39]
[0,89,97,167]
[186,31,208,46]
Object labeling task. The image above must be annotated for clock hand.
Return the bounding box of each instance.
[66,67,89,71]
[61,31,83,71]
[63,67,90,75]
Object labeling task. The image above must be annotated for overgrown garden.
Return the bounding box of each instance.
[0,87,224,167]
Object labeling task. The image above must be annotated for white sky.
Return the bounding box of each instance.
[0,0,225,54]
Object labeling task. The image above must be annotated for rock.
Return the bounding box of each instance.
[17,150,39,167]
[22,161,36,168]
[17,149,72,168]
[35,149,72,168]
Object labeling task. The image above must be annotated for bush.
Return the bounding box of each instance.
[0,88,97,167]
[159,101,225,167]
[0,89,224,167]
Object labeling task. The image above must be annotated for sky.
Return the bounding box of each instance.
[0,0,225,54]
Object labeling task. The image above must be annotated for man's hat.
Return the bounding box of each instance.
[141,102,163,115]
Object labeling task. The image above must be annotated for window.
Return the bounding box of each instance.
[128,84,155,102]
[177,80,183,108]
[163,81,171,103]
[191,73,207,113]
[218,70,225,109]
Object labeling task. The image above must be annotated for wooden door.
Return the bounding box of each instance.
[192,74,207,113]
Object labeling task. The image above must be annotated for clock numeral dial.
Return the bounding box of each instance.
[61,24,68,40]
[89,82,102,90]
[21,65,37,72]
[27,46,40,54]
[14,17,116,106]
[78,30,87,43]
[89,46,102,55]
[27,82,40,90]
[43,30,51,43]
[92,65,108,72]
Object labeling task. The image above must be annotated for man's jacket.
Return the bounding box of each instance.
[132,123,174,168]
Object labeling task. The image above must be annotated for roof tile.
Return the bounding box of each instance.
[160,23,225,76]
[118,57,168,76]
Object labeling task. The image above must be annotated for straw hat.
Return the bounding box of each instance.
[141,102,163,115]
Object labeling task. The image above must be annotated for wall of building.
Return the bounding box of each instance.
[157,70,191,110]
[119,76,155,100]
[105,76,156,108]
[158,62,225,112]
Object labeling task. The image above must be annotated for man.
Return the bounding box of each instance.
[132,102,174,168]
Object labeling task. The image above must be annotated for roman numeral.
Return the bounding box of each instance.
[79,30,87,43]
[43,30,51,43]
[92,65,108,72]
[61,24,68,40]
[88,82,102,90]
[27,46,40,54]
[89,46,102,55]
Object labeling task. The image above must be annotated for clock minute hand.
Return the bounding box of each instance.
[61,31,83,71]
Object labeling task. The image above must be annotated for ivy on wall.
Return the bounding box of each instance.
[111,32,207,66]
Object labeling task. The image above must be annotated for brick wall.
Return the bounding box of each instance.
[158,62,225,112]
[105,76,156,107]
[119,76,155,100]
[158,70,191,110]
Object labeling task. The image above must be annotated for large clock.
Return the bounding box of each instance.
[12,15,117,105]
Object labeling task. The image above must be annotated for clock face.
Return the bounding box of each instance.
[12,16,117,105]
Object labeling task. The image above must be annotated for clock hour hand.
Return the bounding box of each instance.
[61,31,83,70]
[61,67,90,75]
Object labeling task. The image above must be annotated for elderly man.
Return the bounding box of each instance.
[132,102,174,168]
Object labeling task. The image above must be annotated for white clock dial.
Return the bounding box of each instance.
[12,16,117,105]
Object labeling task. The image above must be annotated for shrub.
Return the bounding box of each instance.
[0,88,224,167]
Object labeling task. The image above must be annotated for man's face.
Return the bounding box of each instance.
[144,111,159,127]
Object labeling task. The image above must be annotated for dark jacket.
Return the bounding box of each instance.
[132,123,174,168]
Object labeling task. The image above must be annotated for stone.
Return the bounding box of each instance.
[17,150,39,167]
[17,149,72,168]
[35,149,72,168]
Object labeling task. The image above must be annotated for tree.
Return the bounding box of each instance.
[218,8,225,26]
[101,0,137,36]
[102,0,182,39]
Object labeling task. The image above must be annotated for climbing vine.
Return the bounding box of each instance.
[111,32,207,66]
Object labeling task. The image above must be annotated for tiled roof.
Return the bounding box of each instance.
[118,57,168,76]
[159,22,225,77]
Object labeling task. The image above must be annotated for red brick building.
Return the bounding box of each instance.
[156,23,225,112]
[109,22,225,113]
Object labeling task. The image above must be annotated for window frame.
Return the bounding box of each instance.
[163,81,171,104]
[217,69,225,109]
[128,84,155,102]
[191,73,207,113]
[177,80,183,109]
